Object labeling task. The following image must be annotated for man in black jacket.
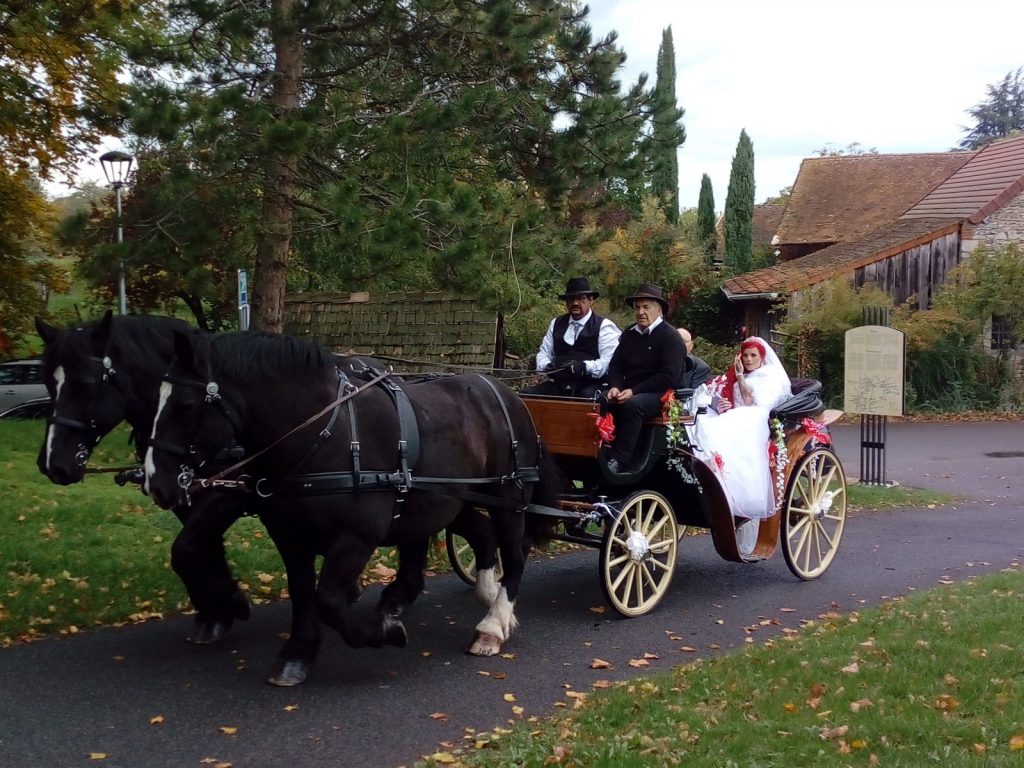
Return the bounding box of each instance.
[678,328,713,389]
[605,283,685,473]
[524,277,620,397]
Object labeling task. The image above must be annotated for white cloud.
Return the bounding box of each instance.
[585,0,1022,208]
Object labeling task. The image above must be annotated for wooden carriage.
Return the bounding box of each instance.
[447,381,848,618]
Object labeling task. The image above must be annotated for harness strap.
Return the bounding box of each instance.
[475,374,522,480]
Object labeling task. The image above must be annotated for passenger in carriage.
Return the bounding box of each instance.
[678,328,712,390]
[691,336,792,520]
[603,283,686,474]
[523,277,621,398]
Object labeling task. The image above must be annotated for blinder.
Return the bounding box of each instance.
[47,354,123,466]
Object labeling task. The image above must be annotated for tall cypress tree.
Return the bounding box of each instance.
[724,129,755,274]
[697,173,716,257]
[650,26,684,224]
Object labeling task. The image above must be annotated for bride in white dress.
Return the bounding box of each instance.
[687,337,792,521]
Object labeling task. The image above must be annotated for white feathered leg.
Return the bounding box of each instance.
[467,586,517,656]
[474,567,501,606]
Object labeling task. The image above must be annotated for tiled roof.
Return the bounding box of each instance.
[775,152,973,245]
[901,134,1024,223]
[722,218,960,297]
[753,203,786,248]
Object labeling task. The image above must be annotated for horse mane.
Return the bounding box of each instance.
[208,332,335,381]
[45,314,191,375]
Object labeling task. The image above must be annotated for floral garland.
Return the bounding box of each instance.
[767,417,789,514]
[661,390,702,490]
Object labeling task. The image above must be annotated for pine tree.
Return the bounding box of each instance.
[123,0,658,331]
[959,67,1024,150]
[697,173,716,257]
[724,129,755,274]
[649,26,685,225]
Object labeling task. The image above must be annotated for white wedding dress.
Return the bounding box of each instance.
[686,341,791,521]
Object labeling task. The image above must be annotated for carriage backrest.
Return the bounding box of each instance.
[771,378,824,420]
[521,395,600,459]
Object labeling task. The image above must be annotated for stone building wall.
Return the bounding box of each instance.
[283,291,502,373]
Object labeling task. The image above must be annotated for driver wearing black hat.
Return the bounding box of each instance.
[604,282,685,474]
[524,277,621,398]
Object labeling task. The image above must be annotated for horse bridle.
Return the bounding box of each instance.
[147,371,247,500]
[47,355,123,468]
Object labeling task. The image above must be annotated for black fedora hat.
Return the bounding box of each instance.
[558,276,599,300]
[625,282,670,313]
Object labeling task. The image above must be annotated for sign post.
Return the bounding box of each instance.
[237,269,250,331]
[844,319,905,485]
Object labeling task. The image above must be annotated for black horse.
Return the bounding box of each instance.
[144,329,560,685]
[34,312,252,642]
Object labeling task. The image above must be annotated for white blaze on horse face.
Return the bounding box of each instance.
[144,380,174,493]
[44,365,67,471]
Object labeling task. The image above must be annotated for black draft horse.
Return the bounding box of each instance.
[34,312,251,642]
[144,329,560,685]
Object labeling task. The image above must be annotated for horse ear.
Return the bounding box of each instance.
[35,317,60,347]
[90,310,114,355]
[171,329,202,374]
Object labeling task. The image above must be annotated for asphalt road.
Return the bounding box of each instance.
[1,420,1021,768]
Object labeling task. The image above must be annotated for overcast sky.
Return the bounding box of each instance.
[585,0,1022,210]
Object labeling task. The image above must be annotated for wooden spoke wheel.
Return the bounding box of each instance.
[600,491,678,617]
[781,448,847,580]
[446,532,502,586]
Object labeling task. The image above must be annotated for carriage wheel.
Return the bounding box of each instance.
[600,491,678,618]
[446,532,503,586]
[781,448,847,580]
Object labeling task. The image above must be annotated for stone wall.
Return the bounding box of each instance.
[962,189,1024,253]
[283,291,502,373]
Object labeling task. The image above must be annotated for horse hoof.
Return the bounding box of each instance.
[186,619,231,645]
[467,631,502,656]
[382,616,408,648]
[266,660,309,687]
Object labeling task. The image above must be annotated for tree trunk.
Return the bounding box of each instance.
[252,0,303,333]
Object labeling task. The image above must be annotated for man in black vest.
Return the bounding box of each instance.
[605,283,686,473]
[524,277,621,398]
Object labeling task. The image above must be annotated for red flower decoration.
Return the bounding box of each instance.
[800,417,832,445]
[660,389,676,405]
[713,453,725,471]
[590,412,616,446]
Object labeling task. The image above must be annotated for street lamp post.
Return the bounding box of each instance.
[99,150,134,316]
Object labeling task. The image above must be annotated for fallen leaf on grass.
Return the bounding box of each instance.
[841,661,860,674]
[850,698,874,712]
[1011,735,1024,750]
[430,752,457,763]
[820,724,849,740]
[592,680,614,689]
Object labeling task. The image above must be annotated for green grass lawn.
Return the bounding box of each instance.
[421,565,1024,767]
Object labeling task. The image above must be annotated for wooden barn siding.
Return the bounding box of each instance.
[282,291,501,372]
[853,231,960,308]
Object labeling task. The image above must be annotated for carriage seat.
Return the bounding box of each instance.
[771,378,823,420]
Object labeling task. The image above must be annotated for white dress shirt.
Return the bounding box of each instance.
[535,310,621,378]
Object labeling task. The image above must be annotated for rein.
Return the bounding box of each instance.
[188,368,391,493]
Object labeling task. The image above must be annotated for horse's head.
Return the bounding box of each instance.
[35,311,129,485]
[144,330,242,509]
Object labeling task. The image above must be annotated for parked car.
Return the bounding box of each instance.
[0,359,50,419]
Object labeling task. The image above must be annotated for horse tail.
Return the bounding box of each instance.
[526,440,567,546]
